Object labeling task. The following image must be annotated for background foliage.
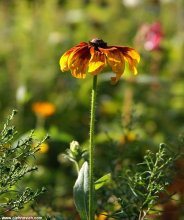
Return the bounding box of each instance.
[0,0,184,219]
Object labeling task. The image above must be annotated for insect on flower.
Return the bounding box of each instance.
[59,38,140,84]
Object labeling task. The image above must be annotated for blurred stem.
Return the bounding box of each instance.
[36,115,45,129]
[138,210,147,220]
[89,75,97,220]
[74,161,79,174]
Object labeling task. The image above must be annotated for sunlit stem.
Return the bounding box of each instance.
[89,75,97,220]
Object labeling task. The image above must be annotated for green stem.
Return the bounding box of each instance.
[89,75,98,220]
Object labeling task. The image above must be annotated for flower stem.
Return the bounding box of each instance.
[89,75,98,220]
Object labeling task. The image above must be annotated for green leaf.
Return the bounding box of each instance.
[73,161,89,220]
[95,173,111,190]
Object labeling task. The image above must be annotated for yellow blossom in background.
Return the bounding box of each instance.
[127,132,137,142]
[119,131,137,144]
[39,142,49,154]
[95,212,108,220]
[32,102,56,118]
[59,38,140,84]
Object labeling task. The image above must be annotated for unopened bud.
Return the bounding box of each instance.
[70,140,80,153]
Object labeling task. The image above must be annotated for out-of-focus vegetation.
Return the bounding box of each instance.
[0,110,46,217]
[0,0,184,219]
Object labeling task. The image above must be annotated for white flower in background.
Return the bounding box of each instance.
[48,32,65,44]
[122,0,141,7]
[16,85,30,104]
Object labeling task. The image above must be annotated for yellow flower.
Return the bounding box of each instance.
[127,132,137,142]
[95,212,108,220]
[119,132,137,144]
[39,142,49,154]
[32,102,56,118]
[59,38,140,84]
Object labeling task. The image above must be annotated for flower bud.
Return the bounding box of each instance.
[70,140,80,153]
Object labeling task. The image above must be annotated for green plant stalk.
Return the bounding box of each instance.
[89,75,98,220]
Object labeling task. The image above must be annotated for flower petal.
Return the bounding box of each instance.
[59,49,72,71]
[117,46,140,75]
[59,42,88,72]
[69,46,91,79]
[100,47,125,84]
[88,47,106,75]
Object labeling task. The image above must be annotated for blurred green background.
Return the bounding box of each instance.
[0,0,184,219]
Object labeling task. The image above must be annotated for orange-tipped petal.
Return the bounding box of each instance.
[124,55,138,75]
[59,50,72,71]
[100,47,125,84]
[59,42,88,72]
[69,46,91,79]
[116,46,140,62]
[127,48,140,63]
[118,47,140,75]
[88,47,106,75]
[70,58,89,79]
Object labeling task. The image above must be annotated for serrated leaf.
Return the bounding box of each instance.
[73,161,89,220]
[95,173,111,190]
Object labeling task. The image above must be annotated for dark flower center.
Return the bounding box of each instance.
[89,38,107,49]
